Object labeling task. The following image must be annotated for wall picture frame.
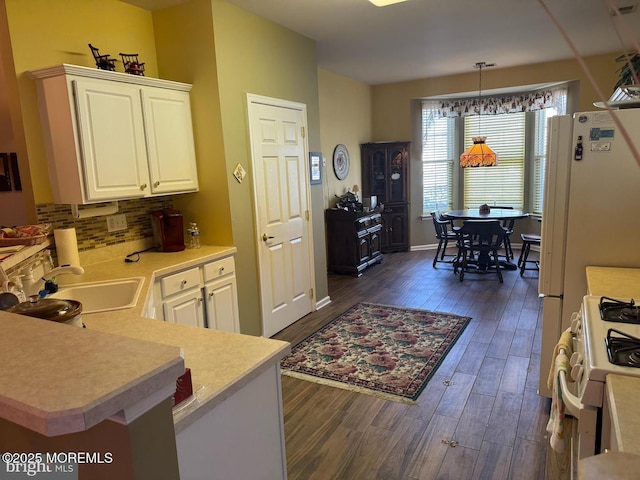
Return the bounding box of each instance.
[0,153,11,192]
[9,153,21,191]
[309,151,322,185]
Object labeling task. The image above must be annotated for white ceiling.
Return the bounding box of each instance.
[125,0,640,85]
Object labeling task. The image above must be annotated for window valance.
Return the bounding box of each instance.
[426,87,567,118]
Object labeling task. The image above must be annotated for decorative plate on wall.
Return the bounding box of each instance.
[333,144,350,180]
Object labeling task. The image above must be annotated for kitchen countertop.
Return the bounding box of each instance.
[0,245,290,438]
[605,374,640,456]
[0,309,184,437]
[585,266,640,298]
[57,245,291,434]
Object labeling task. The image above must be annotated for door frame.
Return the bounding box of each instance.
[246,93,317,336]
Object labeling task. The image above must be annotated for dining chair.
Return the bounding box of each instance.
[454,219,506,283]
[492,205,515,261]
[431,211,458,267]
[517,233,541,276]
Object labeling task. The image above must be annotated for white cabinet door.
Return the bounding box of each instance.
[73,78,150,201]
[163,289,205,328]
[204,276,240,333]
[176,365,287,480]
[142,87,199,195]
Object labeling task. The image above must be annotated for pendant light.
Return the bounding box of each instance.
[460,62,498,168]
[368,0,410,6]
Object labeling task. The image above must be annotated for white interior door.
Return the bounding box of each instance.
[247,94,314,337]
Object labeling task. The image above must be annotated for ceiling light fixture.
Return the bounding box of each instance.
[460,62,498,168]
[368,0,410,6]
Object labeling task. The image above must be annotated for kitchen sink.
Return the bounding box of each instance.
[48,277,145,314]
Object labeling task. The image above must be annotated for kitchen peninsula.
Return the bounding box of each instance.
[0,245,290,480]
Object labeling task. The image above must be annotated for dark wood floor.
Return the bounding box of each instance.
[273,248,549,480]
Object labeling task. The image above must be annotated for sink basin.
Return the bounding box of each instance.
[49,277,145,314]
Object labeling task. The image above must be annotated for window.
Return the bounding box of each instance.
[532,107,560,214]
[463,113,525,208]
[422,107,455,213]
[421,87,567,216]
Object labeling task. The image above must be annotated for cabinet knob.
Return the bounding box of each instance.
[198,297,203,303]
[154,181,160,187]
[219,266,225,274]
[140,183,147,190]
[209,292,214,297]
[181,280,188,286]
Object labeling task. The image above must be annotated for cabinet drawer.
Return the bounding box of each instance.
[203,256,236,282]
[161,267,201,297]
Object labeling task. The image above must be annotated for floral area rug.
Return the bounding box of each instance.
[280,302,471,404]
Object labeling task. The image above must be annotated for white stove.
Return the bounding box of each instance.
[560,295,640,462]
[581,295,640,387]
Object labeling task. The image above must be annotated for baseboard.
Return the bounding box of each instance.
[315,296,331,310]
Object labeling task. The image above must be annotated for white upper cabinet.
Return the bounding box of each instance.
[142,87,199,195]
[29,64,199,204]
[73,78,150,201]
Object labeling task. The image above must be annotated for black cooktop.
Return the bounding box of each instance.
[606,328,640,367]
[599,296,640,324]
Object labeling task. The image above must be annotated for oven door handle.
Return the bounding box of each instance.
[558,368,584,418]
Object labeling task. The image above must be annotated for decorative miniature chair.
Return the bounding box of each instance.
[119,53,145,76]
[88,44,117,71]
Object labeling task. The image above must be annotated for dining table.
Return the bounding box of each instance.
[443,208,529,222]
[443,208,529,271]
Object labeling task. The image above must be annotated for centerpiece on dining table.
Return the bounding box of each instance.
[479,204,491,214]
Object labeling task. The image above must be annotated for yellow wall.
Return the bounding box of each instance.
[318,69,372,205]
[3,0,158,206]
[152,0,233,246]
[370,53,620,246]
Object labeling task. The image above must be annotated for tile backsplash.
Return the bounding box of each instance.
[36,197,173,253]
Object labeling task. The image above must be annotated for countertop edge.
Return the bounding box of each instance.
[0,313,185,437]
[173,342,291,434]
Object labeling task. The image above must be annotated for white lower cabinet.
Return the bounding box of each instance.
[204,279,239,332]
[163,289,205,328]
[175,364,287,480]
[154,255,240,332]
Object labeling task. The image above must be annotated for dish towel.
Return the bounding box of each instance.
[547,327,573,391]
[546,349,570,453]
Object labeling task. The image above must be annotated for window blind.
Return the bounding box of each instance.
[532,107,559,213]
[463,113,525,208]
[422,107,454,213]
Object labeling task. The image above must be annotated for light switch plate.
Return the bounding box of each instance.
[107,214,128,232]
[233,163,247,183]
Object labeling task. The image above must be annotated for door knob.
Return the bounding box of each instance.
[262,233,274,242]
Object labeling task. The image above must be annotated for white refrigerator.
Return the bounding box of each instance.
[538,109,640,397]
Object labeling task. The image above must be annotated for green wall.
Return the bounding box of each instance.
[210,0,324,335]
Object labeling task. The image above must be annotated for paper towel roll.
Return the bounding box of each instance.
[54,228,81,267]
